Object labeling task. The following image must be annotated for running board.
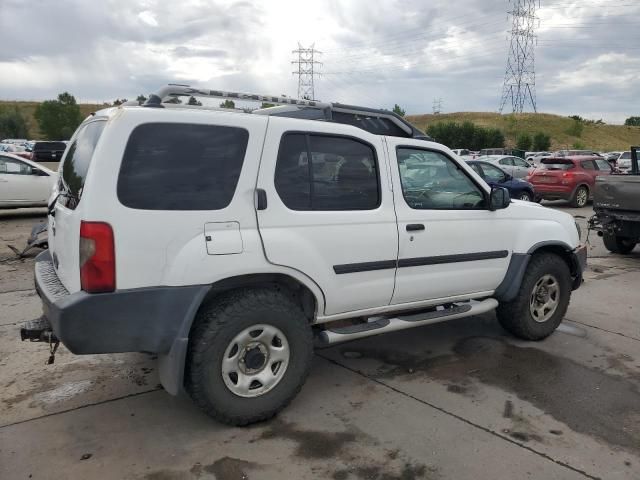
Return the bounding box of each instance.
[316,298,498,346]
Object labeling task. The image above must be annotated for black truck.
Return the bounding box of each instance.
[589,146,640,254]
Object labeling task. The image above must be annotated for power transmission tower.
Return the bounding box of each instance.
[292,43,321,100]
[432,98,443,114]
[499,0,538,113]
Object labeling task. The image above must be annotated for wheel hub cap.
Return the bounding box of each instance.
[221,324,290,398]
[529,274,560,323]
[241,343,268,373]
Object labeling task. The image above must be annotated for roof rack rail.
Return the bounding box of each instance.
[144,84,431,140]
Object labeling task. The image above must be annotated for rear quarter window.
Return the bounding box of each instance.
[60,121,106,209]
[117,123,249,210]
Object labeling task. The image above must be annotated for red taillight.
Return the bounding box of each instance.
[80,221,115,293]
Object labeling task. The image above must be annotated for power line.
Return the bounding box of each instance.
[499,0,538,113]
[292,43,321,100]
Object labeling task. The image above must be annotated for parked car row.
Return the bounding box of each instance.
[0,138,68,163]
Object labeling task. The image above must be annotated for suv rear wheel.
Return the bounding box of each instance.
[603,233,637,254]
[496,253,571,340]
[186,288,314,426]
[571,185,589,208]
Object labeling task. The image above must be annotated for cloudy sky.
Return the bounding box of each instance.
[1,0,639,123]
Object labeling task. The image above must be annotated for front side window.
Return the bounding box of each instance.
[595,159,612,171]
[513,157,529,168]
[481,163,507,182]
[118,123,248,210]
[274,133,379,210]
[396,148,485,210]
[0,156,31,175]
[499,157,514,166]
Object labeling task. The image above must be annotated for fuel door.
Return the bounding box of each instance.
[204,222,243,255]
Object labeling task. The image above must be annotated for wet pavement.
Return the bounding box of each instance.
[0,204,639,480]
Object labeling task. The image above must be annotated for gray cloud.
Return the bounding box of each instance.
[0,0,638,123]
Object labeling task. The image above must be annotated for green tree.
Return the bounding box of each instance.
[392,104,406,117]
[112,98,128,106]
[136,95,147,105]
[188,96,202,106]
[516,133,532,151]
[532,132,551,151]
[34,92,83,140]
[426,121,505,150]
[220,99,235,109]
[0,106,29,140]
[566,118,584,137]
[624,116,640,126]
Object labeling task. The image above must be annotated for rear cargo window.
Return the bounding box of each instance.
[60,121,106,209]
[117,123,249,210]
[541,159,574,171]
[34,142,67,151]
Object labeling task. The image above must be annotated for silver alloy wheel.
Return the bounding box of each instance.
[529,274,560,322]
[576,187,588,207]
[519,192,531,201]
[221,324,290,398]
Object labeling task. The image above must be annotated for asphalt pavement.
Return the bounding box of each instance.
[0,202,638,480]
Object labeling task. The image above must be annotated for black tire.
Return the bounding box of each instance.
[496,253,572,340]
[517,191,533,202]
[570,185,589,208]
[186,288,313,426]
[602,233,637,254]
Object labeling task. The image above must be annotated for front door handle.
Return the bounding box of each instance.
[406,224,425,232]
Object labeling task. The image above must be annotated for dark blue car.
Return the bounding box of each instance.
[467,160,537,202]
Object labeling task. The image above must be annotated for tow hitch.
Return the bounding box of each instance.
[20,316,60,365]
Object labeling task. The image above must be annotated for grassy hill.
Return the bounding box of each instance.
[3,100,639,150]
[407,112,640,152]
[1,101,105,139]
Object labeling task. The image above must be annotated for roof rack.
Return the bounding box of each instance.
[144,84,431,140]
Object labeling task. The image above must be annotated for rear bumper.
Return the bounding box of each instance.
[34,250,208,355]
[532,184,573,200]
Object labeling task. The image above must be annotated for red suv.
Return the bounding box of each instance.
[526,156,613,207]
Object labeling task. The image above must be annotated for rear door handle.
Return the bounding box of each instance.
[406,224,425,232]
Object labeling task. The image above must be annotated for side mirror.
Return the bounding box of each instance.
[489,186,511,211]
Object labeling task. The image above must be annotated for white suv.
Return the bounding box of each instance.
[25,85,587,426]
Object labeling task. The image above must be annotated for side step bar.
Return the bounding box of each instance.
[316,298,498,346]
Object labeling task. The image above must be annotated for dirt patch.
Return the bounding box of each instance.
[258,419,357,459]
[332,461,437,480]
[203,457,257,480]
[343,336,640,453]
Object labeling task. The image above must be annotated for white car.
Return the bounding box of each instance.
[616,151,632,173]
[0,153,58,208]
[24,84,587,426]
[479,155,532,179]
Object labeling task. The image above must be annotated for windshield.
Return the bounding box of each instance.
[619,152,631,159]
[541,159,575,171]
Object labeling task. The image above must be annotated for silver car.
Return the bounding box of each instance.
[478,155,532,179]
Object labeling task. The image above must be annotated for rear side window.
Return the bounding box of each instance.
[60,121,106,209]
[35,142,66,151]
[117,123,249,210]
[274,133,380,210]
[581,160,596,170]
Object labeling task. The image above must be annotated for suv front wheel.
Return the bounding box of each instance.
[497,253,571,340]
[186,288,314,426]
